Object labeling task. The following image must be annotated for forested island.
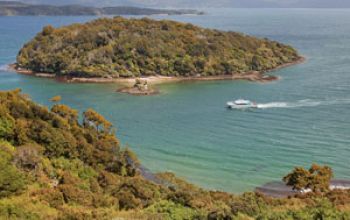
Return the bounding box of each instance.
[0,1,201,16]
[0,89,349,219]
[16,17,302,83]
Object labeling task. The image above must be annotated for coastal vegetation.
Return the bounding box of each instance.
[0,89,350,219]
[16,17,301,79]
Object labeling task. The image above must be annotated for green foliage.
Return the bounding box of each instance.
[231,192,268,216]
[50,157,97,181]
[0,106,15,139]
[0,202,40,220]
[83,108,112,134]
[17,17,300,78]
[283,167,311,191]
[309,164,334,193]
[33,188,64,208]
[256,199,349,220]
[308,199,344,219]
[145,200,203,220]
[0,145,26,198]
[58,184,94,206]
[51,104,78,126]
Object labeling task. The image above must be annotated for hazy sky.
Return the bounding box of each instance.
[5,0,350,8]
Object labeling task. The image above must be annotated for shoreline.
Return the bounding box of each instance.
[256,179,350,198]
[8,56,305,86]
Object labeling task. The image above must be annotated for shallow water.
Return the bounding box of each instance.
[0,9,350,193]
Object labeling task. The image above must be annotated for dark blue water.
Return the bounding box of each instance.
[1,9,350,192]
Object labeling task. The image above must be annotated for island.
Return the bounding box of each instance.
[0,1,202,16]
[15,17,303,92]
[0,89,349,219]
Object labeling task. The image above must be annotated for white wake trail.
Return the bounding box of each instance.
[256,99,350,109]
[0,65,9,71]
[257,102,289,109]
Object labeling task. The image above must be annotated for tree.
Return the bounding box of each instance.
[51,104,78,125]
[283,167,310,191]
[309,164,333,193]
[283,164,333,193]
[83,108,112,134]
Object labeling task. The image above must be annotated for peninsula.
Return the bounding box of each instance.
[15,17,302,85]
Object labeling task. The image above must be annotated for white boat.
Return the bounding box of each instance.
[227,99,258,109]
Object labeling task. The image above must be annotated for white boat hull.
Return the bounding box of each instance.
[227,101,258,109]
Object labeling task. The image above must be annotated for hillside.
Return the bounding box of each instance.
[0,1,27,6]
[16,17,301,78]
[0,1,201,16]
[0,89,350,219]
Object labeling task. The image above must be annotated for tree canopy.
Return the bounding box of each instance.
[283,164,334,193]
[17,17,300,78]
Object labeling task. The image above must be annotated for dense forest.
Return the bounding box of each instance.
[0,89,349,219]
[16,17,301,78]
[0,1,201,16]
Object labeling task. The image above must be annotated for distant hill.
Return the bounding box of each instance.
[0,1,26,6]
[0,1,202,16]
[123,0,350,8]
[3,0,350,8]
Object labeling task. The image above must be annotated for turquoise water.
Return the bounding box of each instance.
[1,9,350,193]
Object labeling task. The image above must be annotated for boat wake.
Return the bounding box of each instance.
[0,65,9,71]
[257,99,350,109]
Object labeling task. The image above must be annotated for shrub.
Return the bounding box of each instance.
[116,190,142,210]
[0,202,40,220]
[145,200,203,220]
[58,184,93,206]
[32,188,64,208]
[0,106,15,139]
[14,144,43,171]
[0,148,26,198]
[230,193,267,217]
